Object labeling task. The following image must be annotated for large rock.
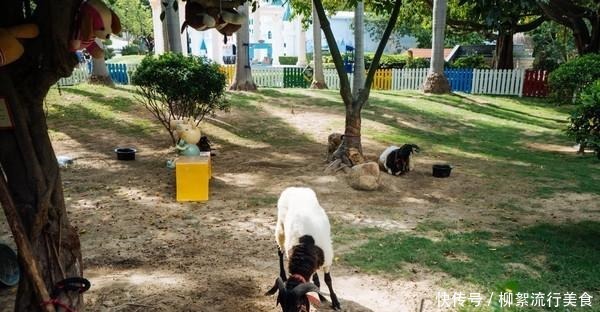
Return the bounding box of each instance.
[347,161,380,191]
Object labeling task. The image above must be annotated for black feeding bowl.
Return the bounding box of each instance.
[432,164,453,178]
[114,147,137,161]
[0,244,19,287]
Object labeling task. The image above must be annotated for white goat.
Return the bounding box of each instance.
[266,187,341,311]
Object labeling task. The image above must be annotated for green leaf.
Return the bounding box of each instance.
[173,0,178,11]
[162,1,168,7]
[160,10,165,21]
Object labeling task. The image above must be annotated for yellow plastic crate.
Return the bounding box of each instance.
[175,154,211,202]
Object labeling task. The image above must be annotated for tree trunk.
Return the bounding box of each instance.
[313,0,402,166]
[89,39,114,86]
[423,0,450,94]
[494,32,514,69]
[331,106,365,165]
[0,1,84,311]
[230,3,257,91]
[352,1,365,98]
[310,1,327,89]
[165,0,182,53]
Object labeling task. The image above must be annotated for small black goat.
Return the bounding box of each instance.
[197,136,211,152]
[266,236,336,312]
[378,144,420,175]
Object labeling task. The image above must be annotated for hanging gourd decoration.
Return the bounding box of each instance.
[70,0,121,59]
[180,0,247,43]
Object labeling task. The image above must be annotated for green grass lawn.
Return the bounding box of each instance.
[46,84,600,311]
[106,54,146,64]
[248,88,600,311]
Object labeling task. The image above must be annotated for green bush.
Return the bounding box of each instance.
[121,44,143,55]
[279,56,298,65]
[103,47,115,60]
[548,54,600,104]
[451,55,490,69]
[567,80,600,158]
[364,53,408,69]
[533,52,560,72]
[132,53,228,144]
[405,57,429,69]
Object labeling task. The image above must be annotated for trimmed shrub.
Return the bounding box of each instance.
[567,80,600,158]
[533,53,559,72]
[405,57,429,69]
[451,55,490,69]
[548,54,600,104]
[279,56,299,65]
[104,47,115,60]
[121,44,143,55]
[132,53,228,144]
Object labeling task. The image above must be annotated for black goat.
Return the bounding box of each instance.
[266,235,340,312]
[378,144,420,175]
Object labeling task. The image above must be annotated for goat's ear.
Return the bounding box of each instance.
[306,291,321,307]
[265,277,285,296]
[293,282,320,297]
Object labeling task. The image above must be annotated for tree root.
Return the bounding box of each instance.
[324,159,350,174]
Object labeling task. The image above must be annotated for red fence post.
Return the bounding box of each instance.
[523,69,549,97]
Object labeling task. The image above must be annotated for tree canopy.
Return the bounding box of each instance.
[108,0,153,39]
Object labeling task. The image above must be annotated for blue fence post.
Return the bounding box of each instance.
[444,68,474,93]
[107,63,129,84]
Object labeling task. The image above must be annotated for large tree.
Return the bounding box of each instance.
[162,0,182,52]
[352,1,366,97]
[536,0,600,55]
[230,2,257,91]
[310,1,327,89]
[110,0,153,42]
[1,0,85,311]
[313,0,403,166]
[455,0,544,69]
[422,0,450,93]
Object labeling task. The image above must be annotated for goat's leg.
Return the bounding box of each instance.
[312,273,328,302]
[278,247,287,281]
[324,272,341,310]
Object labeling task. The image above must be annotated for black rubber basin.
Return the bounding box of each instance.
[114,147,137,161]
[432,164,453,178]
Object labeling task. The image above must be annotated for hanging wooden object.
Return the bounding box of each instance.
[181,0,247,36]
[0,171,56,312]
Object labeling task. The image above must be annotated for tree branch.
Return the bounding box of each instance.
[313,0,352,106]
[358,0,403,106]
[515,16,546,32]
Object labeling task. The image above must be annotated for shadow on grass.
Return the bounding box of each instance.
[251,89,599,195]
[49,86,323,162]
[358,94,598,195]
[258,88,311,99]
[375,92,563,131]
[59,87,140,114]
[344,221,600,309]
[50,102,156,141]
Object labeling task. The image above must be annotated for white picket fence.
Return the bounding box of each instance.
[58,63,536,97]
[472,69,525,96]
[57,64,90,86]
[323,68,353,90]
[253,67,284,87]
[393,68,429,91]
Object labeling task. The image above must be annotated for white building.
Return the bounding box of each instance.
[149,0,417,65]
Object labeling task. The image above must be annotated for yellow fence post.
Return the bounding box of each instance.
[220,65,235,85]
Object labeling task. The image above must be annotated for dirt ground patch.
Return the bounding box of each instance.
[1,92,599,312]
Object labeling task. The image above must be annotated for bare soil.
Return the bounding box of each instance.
[1,95,598,312]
